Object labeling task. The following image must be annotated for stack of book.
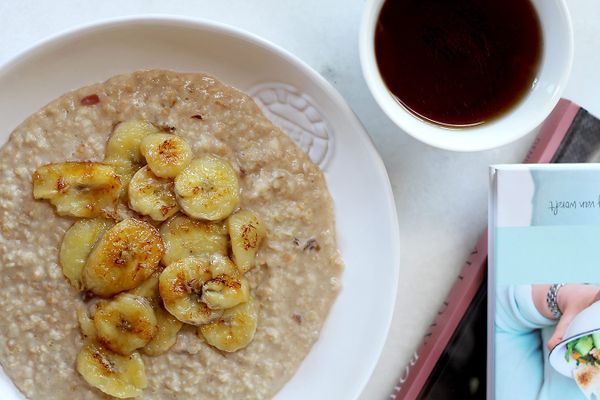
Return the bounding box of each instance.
[393,100,600,399]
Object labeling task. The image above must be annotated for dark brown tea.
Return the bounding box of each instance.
[375,0,542,127]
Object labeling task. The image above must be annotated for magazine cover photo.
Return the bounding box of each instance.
[490,165,600,399]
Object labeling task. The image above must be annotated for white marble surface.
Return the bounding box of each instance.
[1,0,599,398]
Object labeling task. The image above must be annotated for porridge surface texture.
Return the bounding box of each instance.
[0,70,343,399]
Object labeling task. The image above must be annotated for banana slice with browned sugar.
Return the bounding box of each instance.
[174,155,240,221]
[199,295,259,353]
[93,293,158,355]
[140,133,193,178]
[227,210,266,274]
[128,272,161,302]
[141,306,183,356]
[160,214,229,266]
[158,255,222,325]
[32,162,121,218]
[190,253,249,310]
[128,166,179,221]
[105,120,160,165]
[76,341,147,399]
[127,274,184,356]
[159,254,248,325]
[59,218,114,290]
[104,120,161,192]
[202,274,251,310]
[83,218,164,297]
[77,307,97,341]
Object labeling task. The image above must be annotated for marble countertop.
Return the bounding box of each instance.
[1,0,599,398]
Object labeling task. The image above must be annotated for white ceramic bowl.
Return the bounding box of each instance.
[359,0,574,152]
[549,301,600,378]
[0,16,400,400]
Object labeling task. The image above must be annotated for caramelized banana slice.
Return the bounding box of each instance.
[174,156,240,221]
[59,218,114,290]
[127,274,183,356]
[159,255,222,325]
[94,293,158,355]
[128,166,179,221]
[83,218,164,297]
[199,295,258,352]
[160,214,228,266]
[107,160,140,198]
[199,255,248,310]
[105,120,160,164]
[159,254,247,325]
[76,342,147,399]
[202,275,250,310]
[140,133,193,178]
[227,210,266,273]
[32,162,121,217]
[77,307,97,341]
[104,120,161,191]
[141,307,183,356]
[128,273,160,301]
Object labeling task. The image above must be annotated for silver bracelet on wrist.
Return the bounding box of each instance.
[547,283,565,320]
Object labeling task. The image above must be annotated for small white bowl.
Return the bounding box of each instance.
[549,301,600,378]
[359,0,574,152]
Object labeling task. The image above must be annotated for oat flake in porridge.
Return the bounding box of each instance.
[0,70,343,399]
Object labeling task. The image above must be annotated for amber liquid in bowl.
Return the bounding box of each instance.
[375,0,542,127]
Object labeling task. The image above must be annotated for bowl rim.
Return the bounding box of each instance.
[358,0,575,152]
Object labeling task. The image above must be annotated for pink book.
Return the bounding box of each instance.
[391,99,583,399]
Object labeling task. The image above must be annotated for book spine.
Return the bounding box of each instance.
[391,234,487,400]
[523,99,581,163]
[391,99,580,400]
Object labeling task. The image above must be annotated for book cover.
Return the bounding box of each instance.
[489,164,600,399]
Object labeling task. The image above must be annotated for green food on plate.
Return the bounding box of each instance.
[565,333,600,366]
